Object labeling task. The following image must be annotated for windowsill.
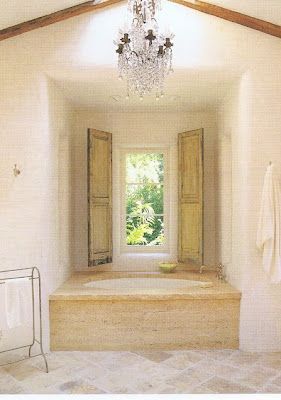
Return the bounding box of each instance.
[120,249,170,256]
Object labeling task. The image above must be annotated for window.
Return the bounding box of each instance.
[121,149,168,251]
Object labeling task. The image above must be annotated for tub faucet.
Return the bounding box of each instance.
[216,263,226,281]
[200,263,226,281]
[199,265,206,274]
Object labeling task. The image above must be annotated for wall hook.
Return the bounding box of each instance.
[13,164,21,177]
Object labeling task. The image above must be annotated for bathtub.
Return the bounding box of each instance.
[50,271,241,351]
[84,277,213,290]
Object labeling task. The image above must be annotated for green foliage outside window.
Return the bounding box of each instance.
[126,153,164,246]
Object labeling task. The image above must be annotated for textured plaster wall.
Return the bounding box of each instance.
[216,57,281,351]
[0,54,73,351]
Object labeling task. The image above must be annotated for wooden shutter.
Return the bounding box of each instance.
[88,129,112,266]
[178,129,203,265]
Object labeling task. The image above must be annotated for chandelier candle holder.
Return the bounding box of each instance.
[114,0,174,99]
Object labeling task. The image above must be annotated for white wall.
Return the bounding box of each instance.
[239,61,281,352]
[0,51,73,352]
[73,110,216,271]
[217,57,281,351]
[216,72,252,289]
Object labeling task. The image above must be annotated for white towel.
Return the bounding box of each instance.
[5,278,32,329]
[256,164,281,283]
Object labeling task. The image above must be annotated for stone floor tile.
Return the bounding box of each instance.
[162,351,203,370]
[29,358,50,373]
[259,384,281,393]
[3,362,41,381]
[28,352,85,377]
[190,384,215,394]
[159,379,200,393]
[82,351,143,371]
[69,384,106,394]
[157,383,211,394]
[92,362,150,393]
[202,349,235,361]
[134,361,178,381]
[226,351,261,367]
[69,351,102,364]
[20,369,65,392]
[155,384,183,394]
[258,353,281,370]
[91,375,134,394]
[24,385,62,394]
[0,372,14,382]
[75,362,109,382]
[0,374,26,394]
[0,384,26,394]
[133,351,172,363]
[59,378,84,392]
[165,364,213,392]
[93,359,177,394]
[58,378,106,394]
[199,377,254,393]
[47,358,90,381]
[128,364,179,393]
[271,374,281,386]
[2,350,281,394]
[129,377,172,393]
[194,358,242,380]
[233,365,279,390]
[77,351,117,361]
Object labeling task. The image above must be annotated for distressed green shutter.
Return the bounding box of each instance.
[88,129,112,266]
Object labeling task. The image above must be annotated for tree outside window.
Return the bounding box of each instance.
[125,153,164,246]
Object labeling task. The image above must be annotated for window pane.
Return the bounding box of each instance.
[125,152,165,247]
[126,183,163,214]
[126,153,164,184]
[126,216,164,246]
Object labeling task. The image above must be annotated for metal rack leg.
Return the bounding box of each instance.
[0,267,49,373]
[28,271,36,358]
[37,268,49,373]
[39,342,49,373]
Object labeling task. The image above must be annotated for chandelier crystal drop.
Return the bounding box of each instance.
[114,0,174,98]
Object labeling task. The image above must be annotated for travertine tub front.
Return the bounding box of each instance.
[50,271,241,351]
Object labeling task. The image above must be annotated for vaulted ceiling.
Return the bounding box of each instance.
[0,1,86,30]
[204,0,281,26]
[1,1,280,112]
[1,0,281,31]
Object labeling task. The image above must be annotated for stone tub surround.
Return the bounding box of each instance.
[49,270,241,300]
[50,270,241,351]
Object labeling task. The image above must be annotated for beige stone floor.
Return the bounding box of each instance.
[1,349,281,394]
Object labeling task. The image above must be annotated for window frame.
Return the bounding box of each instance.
[120,147,170,253]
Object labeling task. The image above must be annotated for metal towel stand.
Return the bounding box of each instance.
[0,267,48,372]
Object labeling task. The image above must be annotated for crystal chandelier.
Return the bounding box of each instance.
[114,0,174,99]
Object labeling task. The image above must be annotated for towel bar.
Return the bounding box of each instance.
[0,276,39,283]
[0,267,48,373]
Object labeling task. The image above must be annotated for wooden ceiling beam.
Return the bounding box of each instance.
[0,0,124,42]
[170,0,281,39]
[1,0,281,42]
